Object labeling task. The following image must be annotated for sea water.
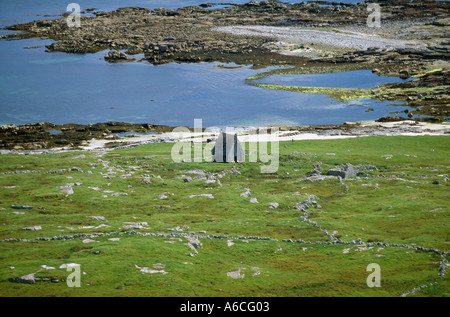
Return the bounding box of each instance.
[0,0,411,128]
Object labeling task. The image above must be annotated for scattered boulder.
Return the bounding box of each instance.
[111,192,128,196]
[399,69,410,79]
[307,164,322,176]
[60,185,74,195]
[184,235,202,257]
[9,273,36,284]
[89,216,107,222]
[185,236,201,249]
[268,202,279,209]
[122,222,148,230]
[135,264,168,275]
[153,263,165,269]
[167,226,184,232]
[189,194,214,199]
[183,176,193,183]
[82,238,99,243]
[41,265,55,270]
[11,205,34,210]
[59,182,81,196]
[21,226,41,231]
[159,193,169,200]
[227,268,245,279]
[304,175,336,182]
[104,50,128,62]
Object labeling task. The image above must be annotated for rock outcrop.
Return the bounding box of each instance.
[327,163,378,179]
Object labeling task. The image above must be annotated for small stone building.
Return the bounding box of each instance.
[327,163,378,179]
[212,132,244,163]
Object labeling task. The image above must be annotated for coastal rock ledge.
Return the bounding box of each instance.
[104,50,129,62]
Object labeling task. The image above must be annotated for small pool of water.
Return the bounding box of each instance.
[44,129,62,135]
[254,70,412,89]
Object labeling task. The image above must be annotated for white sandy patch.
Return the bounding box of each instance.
[215,25,426,51]
[36,120,448,153]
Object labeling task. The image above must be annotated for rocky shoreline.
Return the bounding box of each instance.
[1,0,449,150]
[0,122,176,151]
[0,120,448,153]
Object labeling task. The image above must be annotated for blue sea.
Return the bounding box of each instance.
[0,0,413,128]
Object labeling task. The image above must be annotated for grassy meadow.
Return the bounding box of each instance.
[0,135,448,297]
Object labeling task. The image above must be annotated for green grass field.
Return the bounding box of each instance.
[0,136,448,297]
